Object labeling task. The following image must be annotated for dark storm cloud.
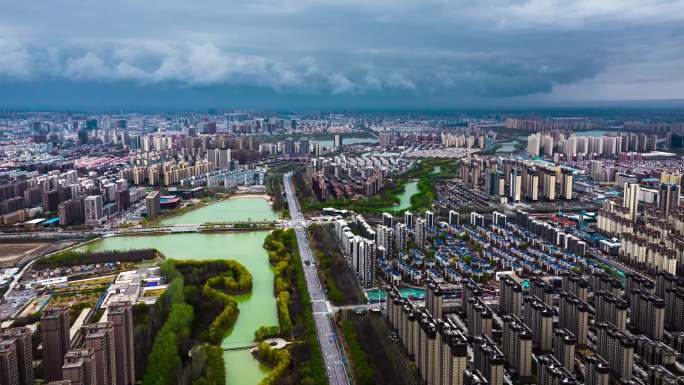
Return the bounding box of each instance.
[0,0,683,107]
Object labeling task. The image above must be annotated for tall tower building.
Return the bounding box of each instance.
[84,323,116,385]
[501,314,532,378]
[448,210,460,227]
[461,279,482,319]
[41,307,71,382]
[382,212,393,227]
[467,297,493,338]
[522,295,554,351]
[629,289,665,340]
[404,211,414,229]
[553,328,576,373]
[559,292,589,345]
[425,211,434,228]
[472,335,505,385]
[594,290,628,332]
[0,339,18,385]
[596,322,635,380]
[585,355,611,385]
[108,301,135,385]
[529,276,555,307]
[62,348,97,385]
[624,182,640,221]
[499,276,523,317]
[561,271,588,302]
[536,355,576,385]
[1,327,34,385]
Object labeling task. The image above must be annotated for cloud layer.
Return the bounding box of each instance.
[1,0,684,107]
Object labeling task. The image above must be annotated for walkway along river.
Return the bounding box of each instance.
[83,195,279,385]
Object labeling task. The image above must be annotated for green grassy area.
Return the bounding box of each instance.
[341,320,375,385]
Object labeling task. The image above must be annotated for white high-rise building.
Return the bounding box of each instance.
[527,134,541,156]
[84,195,104,226]
[623,183,640,221]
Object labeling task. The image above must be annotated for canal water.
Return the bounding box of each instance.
[394,181,419,211]
[160,196,278,225]
[83,197,279,385]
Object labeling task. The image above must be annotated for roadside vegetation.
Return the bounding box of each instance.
[339,313,419,385]
[308,223,366,305]
[341,319,375,385]
[35,249,160,269]
[259,228,328,385]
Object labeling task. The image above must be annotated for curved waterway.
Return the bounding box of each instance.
[394,181,419,211]
[84,196,279,385]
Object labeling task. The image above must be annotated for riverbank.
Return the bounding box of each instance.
[140,193,232,227]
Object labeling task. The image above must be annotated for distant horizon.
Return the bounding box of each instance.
[3,96,684,115]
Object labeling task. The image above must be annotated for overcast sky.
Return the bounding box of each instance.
[2,0,684,110]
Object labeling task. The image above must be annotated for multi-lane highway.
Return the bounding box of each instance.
[283,173,352,385]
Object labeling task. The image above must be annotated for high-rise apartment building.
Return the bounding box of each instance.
[58,197,84,226]
[385,288,468,385]
[62,348,97,385]
[382,212,393,227]
[466,297,493,338]
[594,290,628,332]
[625,271,655,299]
[415,218,426,248]
[552,328,576,373]
[629,289,665,340]
[41,307,71,382]
[425,280,457,320]
[501,314,532,378]
[624,182,640,221]
[1,327,34,385]
[84,195,104,226]
[109,301,135,385]
[448,210,460,227]
[84,322,116,385]
[596,322,636,380]
[499,275,523,317]
[425,211,434,228]
[529,276,555,307]
[461,278,482,319]
[559,292,589,345]
[0,339,18,385]
[145,191,160,218]
[659,183,680,215]
[590,270,623,298]
[404,211,414,229]
[537,355,577,385]
[522,295,554,351]
[472,335,505,385]
[585,355,611,385]
[655,272,684,332]
[561,271,589,302]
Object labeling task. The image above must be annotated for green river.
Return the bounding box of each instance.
[83,196,279,385]
[394,181,419,211]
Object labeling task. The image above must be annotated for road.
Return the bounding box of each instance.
[284,172,353,385]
